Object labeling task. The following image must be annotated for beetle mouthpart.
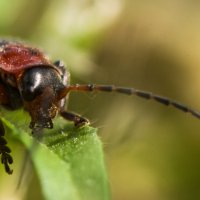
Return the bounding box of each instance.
[29,119,53,135]
[29,118,53,130]
[29,104,57,132]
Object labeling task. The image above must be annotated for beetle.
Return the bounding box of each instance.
[0,39,200,174]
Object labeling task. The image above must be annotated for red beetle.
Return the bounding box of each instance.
[0,40,199,174]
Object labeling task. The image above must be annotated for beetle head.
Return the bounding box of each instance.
[19,66,66,132]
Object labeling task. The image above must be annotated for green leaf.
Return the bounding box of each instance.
[1,109,110,200]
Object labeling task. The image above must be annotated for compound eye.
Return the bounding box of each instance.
[54,60,65,68]
[20,69,43,101]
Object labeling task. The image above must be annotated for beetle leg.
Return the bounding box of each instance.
[53,60,66,75]
[60,111,90,127]
[0,120,13,174]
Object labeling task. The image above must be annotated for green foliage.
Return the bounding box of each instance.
[1,110,110,200]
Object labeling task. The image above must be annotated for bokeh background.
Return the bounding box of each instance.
[1,0,200,199]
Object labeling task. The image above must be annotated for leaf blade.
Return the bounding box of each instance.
[2,110,110,200]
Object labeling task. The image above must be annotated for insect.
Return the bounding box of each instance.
[0,40,199,175]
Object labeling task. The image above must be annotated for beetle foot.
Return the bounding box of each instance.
[74,117,90,128]
[60,111,90,128]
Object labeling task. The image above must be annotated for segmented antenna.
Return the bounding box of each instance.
[0,120,13,174]
[65,84,200,119]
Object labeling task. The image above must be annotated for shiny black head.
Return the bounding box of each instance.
[20,66,65,101]
[19,66,66,131]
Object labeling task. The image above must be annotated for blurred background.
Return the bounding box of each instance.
[1,0,200,199]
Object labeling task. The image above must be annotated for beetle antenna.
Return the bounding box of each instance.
[0,120,13,174]
[62,84,200,119]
